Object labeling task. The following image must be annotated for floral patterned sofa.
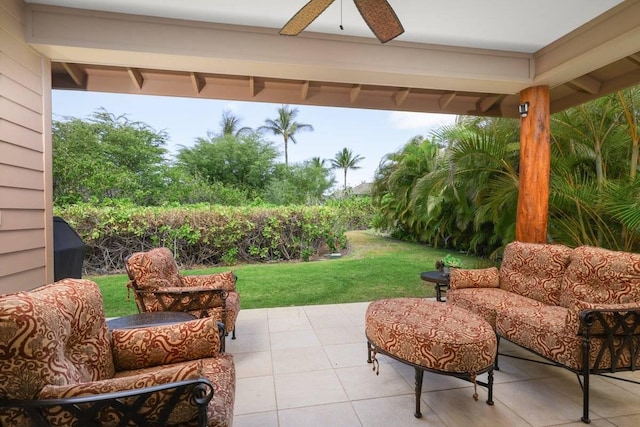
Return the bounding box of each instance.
[447,241,640,423]
[125,247,240,340]
[0,279,235,427]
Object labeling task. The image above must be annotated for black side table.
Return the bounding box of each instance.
[107,311,197,330]
[419,271,450,302]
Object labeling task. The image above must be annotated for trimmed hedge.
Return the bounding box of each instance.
[55,203,350,274]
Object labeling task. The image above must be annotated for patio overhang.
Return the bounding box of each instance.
[23,1,640,118]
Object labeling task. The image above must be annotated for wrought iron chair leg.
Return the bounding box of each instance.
[494,335,500,371]
[414,368,424,418]
[486,369,494,405]
[366,341,373,363]
[232,328,236,339]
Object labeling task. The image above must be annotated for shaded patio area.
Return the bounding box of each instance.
[228,300,640,427]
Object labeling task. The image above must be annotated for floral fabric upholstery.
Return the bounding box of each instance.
[496,304,637,371]
[39,361,203,426]
[126,247,240,335]
[559,245,640,307]
[366,298,496,374]
[447,241,640,376]
[126,247,183,290]
[449,267,499,290]
[111,317,220,370]
[447,287,545,329]
[0,279,235,427]
[499,241,572,306]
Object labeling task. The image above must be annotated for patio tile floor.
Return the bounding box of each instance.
[228,301,640,427]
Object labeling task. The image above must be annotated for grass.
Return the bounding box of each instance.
[91,230,485,318]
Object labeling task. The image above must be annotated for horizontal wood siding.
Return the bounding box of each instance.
[0,0,51,293]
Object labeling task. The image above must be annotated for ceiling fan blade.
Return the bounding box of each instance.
[353,0,404,43]
[280,0,336,36]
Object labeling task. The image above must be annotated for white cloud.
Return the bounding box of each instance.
[388,111,457,131]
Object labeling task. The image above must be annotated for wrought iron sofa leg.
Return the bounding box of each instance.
[581,332,591,423]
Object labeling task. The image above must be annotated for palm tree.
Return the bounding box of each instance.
[310,157,327,169]
[331,147,364,191]
[219,109,252,137]
[258,105,313,166]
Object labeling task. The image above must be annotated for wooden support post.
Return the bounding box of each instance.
[516,85,550,243]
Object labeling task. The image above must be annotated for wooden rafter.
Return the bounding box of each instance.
[190,72,206,94]
[350,84,361,104]
[570,75,602,94]
[439,92,456,109]
[61,62,86,87]
[127,68,144,89]
[393,88,410,106]
[478,94,504,113]
[301,81,310,100]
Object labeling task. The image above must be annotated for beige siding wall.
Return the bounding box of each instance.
[0,0,53,293]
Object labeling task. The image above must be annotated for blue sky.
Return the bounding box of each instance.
[52,90,457,187]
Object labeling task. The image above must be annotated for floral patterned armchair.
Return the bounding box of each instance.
[0,278,235,427]
[125,248,240,340]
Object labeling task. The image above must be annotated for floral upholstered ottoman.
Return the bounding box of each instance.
[365,298,497,418]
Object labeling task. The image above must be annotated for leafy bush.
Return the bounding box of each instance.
[55,202,349,274]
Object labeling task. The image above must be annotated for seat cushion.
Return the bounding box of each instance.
[499,241,572,306]
[39,361,204,427]
[447,287,545,329]
[366,298,496,374]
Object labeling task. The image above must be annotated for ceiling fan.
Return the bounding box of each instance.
[280,0,404,44]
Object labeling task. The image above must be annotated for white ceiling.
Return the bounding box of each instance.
[26,0,623,53]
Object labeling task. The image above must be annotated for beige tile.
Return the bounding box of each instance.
[339,302,370,326]
[270,330,321,350]
[233,351,273,379]
[233,410,279,427]
[556,420,616,427]
[302,303,343,316]
[237,307,268,321]
[306,312,353,329]
[271,346,332,375]
[274,370,349,409]
[604,413,640,426]
[335,364,413,400]
[268,306,307,319]
[352,395,446,427]
[421,388,527,427]
[278,402,361,427]
[234,375,276,415]
[269,315,312,332]
[495,377,584,425]
[324,342,371,368]
[315,325,366,346]
[543,375,640,419]
[236,317,270,335]
[227,332,270,353]
[390,361,470,392]
[492,357,563,384]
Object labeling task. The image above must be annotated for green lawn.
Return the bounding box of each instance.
[91,230,486,318]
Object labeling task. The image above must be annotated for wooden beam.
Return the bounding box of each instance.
[190,72,206,94]
[570,75,602,94]
[61,62,86,87]
[127,68,144,89]
[516,85,550,243]
[249,76,255,97]
[439,92,456,109]
[628,54,640,66]
[478,95,502,113]
[301,81,310,101]
[350,85,361,104]
[393,88,410,106]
